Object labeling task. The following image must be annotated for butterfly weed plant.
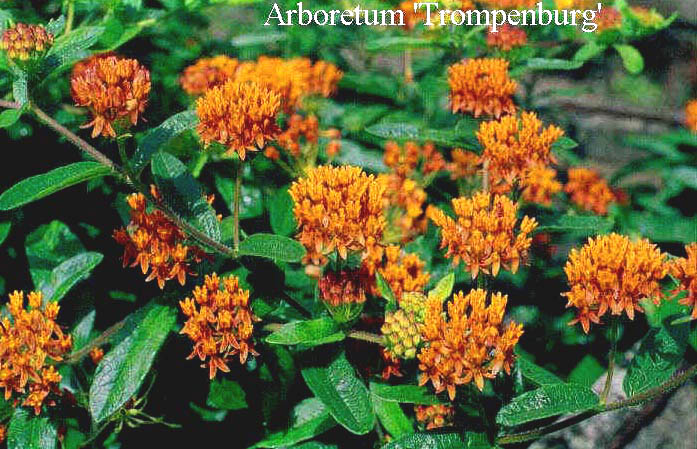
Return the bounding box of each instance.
[0,0,695,448]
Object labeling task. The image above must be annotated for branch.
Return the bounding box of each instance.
[262,323,386,345]
[497,364,697,445]
[64,318,127,364]
[0,99,20,109]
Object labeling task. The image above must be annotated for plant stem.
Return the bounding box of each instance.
[601,317,619,404]
[404,49,413,84]
[262,323,385,345]
[0,99,20,109]
[64,318,127,364]
[497,364,697,446]
[65,0,75,34]
[233,161,243,255]
[22,103,238,259]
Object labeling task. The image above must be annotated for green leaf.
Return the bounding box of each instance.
[7,408,57,449]
[365,123,478,150]
[332,140,388,173]
[0,109,21,128]
[373,397,412,438]
[0,221,10,246]
[266,318,345,346]
[214,175,263,218]
[207,378,248,410]
[253,399,337,448]
[12,75,28,106]
[369,382,442,405]
[568,355,604,387]
[516,356,563,386]
[626,213,696,244]
[573,42,606,62]
[133,110,198,172]
[301,352,375,435]
[428,272,454,302]
[89,303,176,423]
[269,187,296,236]
[38,252,103,302]
[365,123,421,141]
[381,432,466,449]
[71,310,96,351]
[0,162,112,211]
[623,322,688,397]
[526,58,584,71]
[45,16,66,36]
[536,214,614,236]
[340,72,400,101]
[42,26,105,75]
[239,233,306,262]
[151,152,221,242]
[375,271,397,306]
[496,383,598,427]
[25,221,85,287]
[366,36,431,52]
[614,44,644,74]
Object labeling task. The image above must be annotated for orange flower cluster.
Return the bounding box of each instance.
[418,289,523,398]
[113,191,206,289]
[486,25,527,51]
[563,233,667,333]
[564,168,615,215]
[668,243,697,320]
[685,100,697,133]
[318,270,368,307]
[289,165,386,264]
[377,245,430,300]
[0,424,5,444]
[380,348,403,380]
[448,148,480,180]
[521,165,562,206]
[448,58,517,118]
[179,55,240,95]
[180,273,258,379]
[1,23,53,61]
[0,291,72,415]
[428,191,538,278]
[415,405,455,430]
[595,7,622,32]
[478,112,564,194]
[383,141,446,177]
[196,80,281,160]
[71,55,151,138]
[273,114,319,158]
[89,347,104,365]
[380,174,428,242]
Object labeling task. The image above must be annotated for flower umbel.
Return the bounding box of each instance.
[486,24,527,51]
[478,112,564,194]
[564,168,615,215]
[668,243,697,320]
[70,55,151,138]
[377,245,430,301]
[418,289,523,398]
[0,291,72,415]
[318,270,368,307]
[448,58,517,118]
[179,273,258,379]
[381,309,422,359]
[563,233,668,333]
[289,165,386,264]
[448,148,480,180]
[113,190,207,289]
[179,55,239,95]
[415,405,455,430]
[1,23,53,61]
[521,164,562,206]
[196,80,281,160]
[428,191,538,279]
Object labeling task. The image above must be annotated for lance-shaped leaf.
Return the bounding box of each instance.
[42,26,105,75]
[253,398,337,448]
[516,355,563,387]
[373,396,412,438]
[369,382,443,405]
[38,252,103,302]
[496,383,599,427]
[428,272,455,302]
[89,303,176,423]
[0,162,111,211]
[25,221,85,287]
[269,187,296,236]
[7,408,57,449]
[239,233,306,262]
[132,110,198,172]
[266,318,345,346]
[207,378,248,410]
[381,432,468,449]
[301,352,375,435]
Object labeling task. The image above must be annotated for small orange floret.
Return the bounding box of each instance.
[478,111,564,194]
[415,405,455,430]
[0,291,72,415]
[89,347,104,365]
[521,164,562,206]
[428,191,538,279]
[563,233,668,333]
[418,289,523,399]
[668,243,697,320]
[377,245,430,301]
[595,7,622,32]
[685,100,697,133]
[70,55,151,138]
[486,24,527,51]
[179,273,258,379]
[276,114,319,158]
[448,148,480,180]
[318,269,369,307]
[448,58,517,118]
[289,165,386,264]
[196,80,281,160]
[179,55,239,95]
[0,23,53,61]
[564,168,615,215]
[383,141,446,178]
[113,191,207,289]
